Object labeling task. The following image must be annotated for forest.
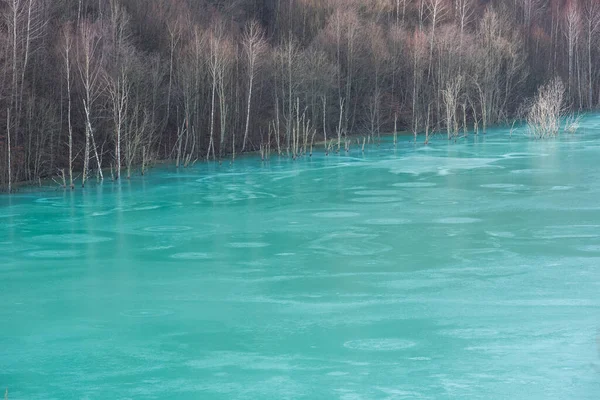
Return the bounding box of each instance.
[0,0,598,191]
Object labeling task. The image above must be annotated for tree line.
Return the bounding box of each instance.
[0,0,598,191]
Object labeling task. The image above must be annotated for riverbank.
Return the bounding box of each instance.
[2,129,415,194]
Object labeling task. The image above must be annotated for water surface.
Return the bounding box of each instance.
[2,118,600,399]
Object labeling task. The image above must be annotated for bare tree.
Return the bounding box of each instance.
[563,2,580,103]
[241,20,267,153]
[455,0,474,70]
[426,0,448,78]
[3,0,46,190]
[106,65,131,180]
[583,0,600,108]
[61,24,75,189]
[166,19,182,126]
[526,77,565,138]
[6,108,10,192]
[77,20,105,186]
[216,38,233,160]
[442,75,462,140]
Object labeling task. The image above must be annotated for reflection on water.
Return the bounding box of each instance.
[2,116,600,399]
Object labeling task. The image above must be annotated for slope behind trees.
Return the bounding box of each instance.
[0,0,598,190]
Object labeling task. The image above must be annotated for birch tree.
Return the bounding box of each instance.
[77,20,105,186]
[583,0,600,108]
[61,24,75,189]
[241,21,267,153]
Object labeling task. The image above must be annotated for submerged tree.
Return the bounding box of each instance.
[241,20,268,153]
[76,20,105,186]
[527,77,565,139]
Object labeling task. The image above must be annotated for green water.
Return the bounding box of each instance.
[2,118,600,399]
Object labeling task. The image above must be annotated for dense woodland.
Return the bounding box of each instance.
[0,0,599,191]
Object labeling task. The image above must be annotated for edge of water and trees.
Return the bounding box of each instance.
[1,0,599,193]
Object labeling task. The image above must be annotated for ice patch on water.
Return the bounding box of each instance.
[392,182,436,188]
[132,205,161,211]
[551,186,572,191]
[364,218,410,225]
[171,252,213,260]
[32,234,112,244]
[145,245,175,251]
[313,211,359,218]
[0,213,19,218]
[351,197,399,203]
[534,225,600,239]
[34,197,61,204]
[28,250,81,259]
[480,183,526,190]
[344,339,416,351]
[509,169,548,175]
[327,371,349,376]
[89,207,121,217]
[381,155,501,175]
[486,231,516,238]
[501,152,548,158]
[436,217,481,224]
[228,242,270,248]
[143,226,193,233]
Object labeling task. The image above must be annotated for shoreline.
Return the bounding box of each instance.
[1,130,416,194]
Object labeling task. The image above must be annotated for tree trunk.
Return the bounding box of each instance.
[242,66,254,152]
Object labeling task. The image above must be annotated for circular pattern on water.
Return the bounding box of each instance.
[120,309,174,318]
[435,217,481,224]
[32,234,112,244]
[27,250,81,259]
[171,252,213,260]
[312,211,359,218]
[344,339,416,351]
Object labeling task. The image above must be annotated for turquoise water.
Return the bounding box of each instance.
[2,118,600,399]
